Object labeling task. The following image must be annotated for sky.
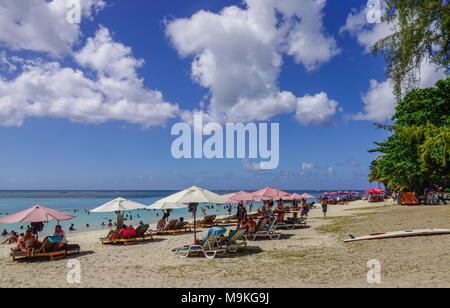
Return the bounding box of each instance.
[0,0,445,190]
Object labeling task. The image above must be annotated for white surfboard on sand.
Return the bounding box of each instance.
[344,228,450,242]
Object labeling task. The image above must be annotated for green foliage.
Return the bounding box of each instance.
[372,0,449,98]
[369,78,450,193]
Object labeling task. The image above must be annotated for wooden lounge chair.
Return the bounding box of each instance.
[244,219,281,241]
[215,215,238,224]
[172,234,226,259]
[190,215,218,228]
[11,236,69,261]
[100,224,152,245]
[152,220,183,235]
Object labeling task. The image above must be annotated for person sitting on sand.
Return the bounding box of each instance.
[53,225,68,251]
[69,224,76,231]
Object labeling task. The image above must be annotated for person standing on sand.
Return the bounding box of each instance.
[321,196,329,219]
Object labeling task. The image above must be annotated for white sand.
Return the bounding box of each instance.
[1,199,449,288]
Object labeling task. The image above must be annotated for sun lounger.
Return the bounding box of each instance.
[10,236,75,261]
[275,216,308,229]
[152,220,184,235]
[244,219,281,241]
[172,234,227,259]
[100,224,152,245]
[189,215,218,228]
[219,229,247,253]
[215,215,238,224]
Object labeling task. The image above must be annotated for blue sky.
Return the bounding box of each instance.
[0,0,444,190]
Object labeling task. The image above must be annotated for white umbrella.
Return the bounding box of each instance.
[147,201,188,210]
[91,197,148,212]
[91,197,148,229]
[153,186,229,242]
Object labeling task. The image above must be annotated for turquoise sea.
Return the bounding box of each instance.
[0,190,363,236]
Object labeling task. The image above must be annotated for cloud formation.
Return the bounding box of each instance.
[0,27,178,127]
[0,0,106,57]
[341,5,446,122]
[166,0,340,126]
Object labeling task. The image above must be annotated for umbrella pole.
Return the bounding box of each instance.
[193,203,197,243]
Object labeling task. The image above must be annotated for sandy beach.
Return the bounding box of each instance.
[1,199,449,288]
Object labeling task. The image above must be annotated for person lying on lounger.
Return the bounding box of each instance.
[53,225,68,251]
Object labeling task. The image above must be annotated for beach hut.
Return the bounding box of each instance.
[152,186,229,242]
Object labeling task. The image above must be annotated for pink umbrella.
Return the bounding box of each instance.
[252,186,291,200]
[218,191,269,204]
[299,193,315,199]
[285,193,303,200]
[0,205,76,224]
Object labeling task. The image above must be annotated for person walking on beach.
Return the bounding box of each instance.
[321,197,329,219]
[300,198,309,218]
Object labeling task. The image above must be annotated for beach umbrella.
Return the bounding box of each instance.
[299,193,315,199]
[0,205,76,224]
[147,201,188,210]
[153,186,229,242]
[285,193,303,200]
[91,197,148,229]
[230,191,270,202]
[252,186,290,200]
[365,189,383,194]
[91,197,148,213]
[215,193,237,204]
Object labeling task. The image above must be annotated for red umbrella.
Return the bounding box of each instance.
[365,189,384,194]
[0,205,76,224]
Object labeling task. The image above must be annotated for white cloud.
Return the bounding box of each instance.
[301,162,315,171]
[342,6,446,122]
[166,0,340,125]
[0,51,17,72]
[327,166,336,177]
[348,160,360,167]
[242,159,265,172]
[351,59,445,122]
[0,27,178,127]
[339,5,396,53]
[0,0,106,57]
[295,92,338,126]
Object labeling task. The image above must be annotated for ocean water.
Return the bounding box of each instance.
[0,190,360,237]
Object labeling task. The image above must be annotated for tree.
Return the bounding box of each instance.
[372,0,449,98]
[369,78,450,193]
